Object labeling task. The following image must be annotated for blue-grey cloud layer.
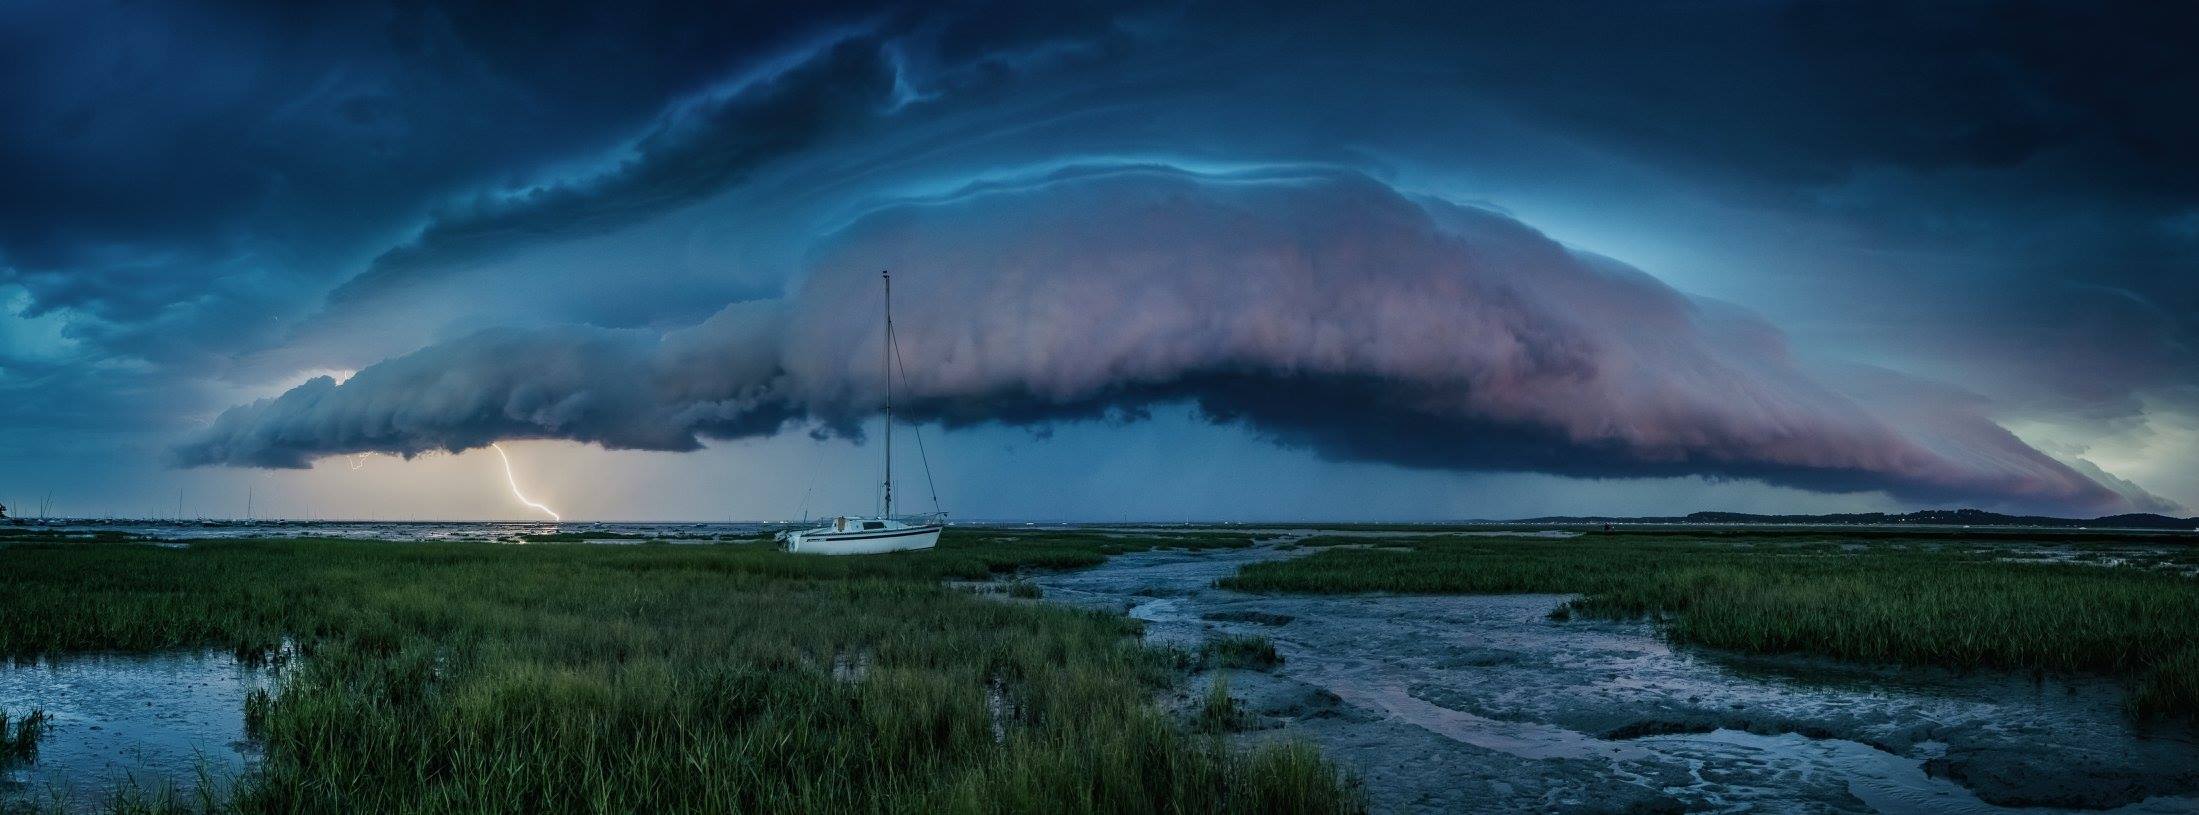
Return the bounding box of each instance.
[175,168,2133,513]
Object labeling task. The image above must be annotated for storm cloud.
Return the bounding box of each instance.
[327,36,899,303]
[175,167,2134,513]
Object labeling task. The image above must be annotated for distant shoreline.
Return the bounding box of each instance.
[6,507,2198,533]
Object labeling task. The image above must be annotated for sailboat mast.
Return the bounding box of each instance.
[882,269,893,518]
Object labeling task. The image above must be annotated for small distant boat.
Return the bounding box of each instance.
[780,270,945,555]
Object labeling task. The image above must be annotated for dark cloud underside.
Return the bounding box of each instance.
[175,167,2130,513]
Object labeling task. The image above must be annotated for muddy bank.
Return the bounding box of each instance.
[1033,542,2199,814]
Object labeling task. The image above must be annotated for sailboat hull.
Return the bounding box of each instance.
[784,524,941,555]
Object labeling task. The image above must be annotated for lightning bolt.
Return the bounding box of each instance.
[491,443,560,521]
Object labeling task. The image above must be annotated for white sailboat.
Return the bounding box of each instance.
[780,270,946,555]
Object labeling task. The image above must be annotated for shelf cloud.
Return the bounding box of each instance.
[174,166,2141,513]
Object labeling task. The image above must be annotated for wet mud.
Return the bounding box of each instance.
[1034,541,2199,814]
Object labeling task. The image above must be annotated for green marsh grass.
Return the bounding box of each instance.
[0,531,1355,813]
[1221,533,2199,715]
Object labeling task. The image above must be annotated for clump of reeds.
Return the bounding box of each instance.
[1195,674,1249,733]
[2,707,49,761]
[2137,647,2199,716]
[242,688,273,739]
[1205,634,1284,671]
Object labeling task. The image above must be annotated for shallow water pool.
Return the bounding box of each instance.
[1,651,275,810]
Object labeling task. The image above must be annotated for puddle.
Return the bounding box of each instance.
[1,651,277,810]
[1035,543,2199,814]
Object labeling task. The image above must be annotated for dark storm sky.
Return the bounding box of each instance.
[4,1,2196,520]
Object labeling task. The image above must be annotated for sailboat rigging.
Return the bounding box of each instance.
[777,270,946,554]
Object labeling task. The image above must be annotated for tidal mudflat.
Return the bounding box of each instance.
[1035,535,2199,814]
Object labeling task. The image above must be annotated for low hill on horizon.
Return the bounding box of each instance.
[1504,507,2199,531]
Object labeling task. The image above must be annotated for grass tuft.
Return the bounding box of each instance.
[1005,580,1044,599]
[1204,634,1283,671]
[2,708,49,761]
[1195,674,1248,733]
[2136,647,2199,716]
